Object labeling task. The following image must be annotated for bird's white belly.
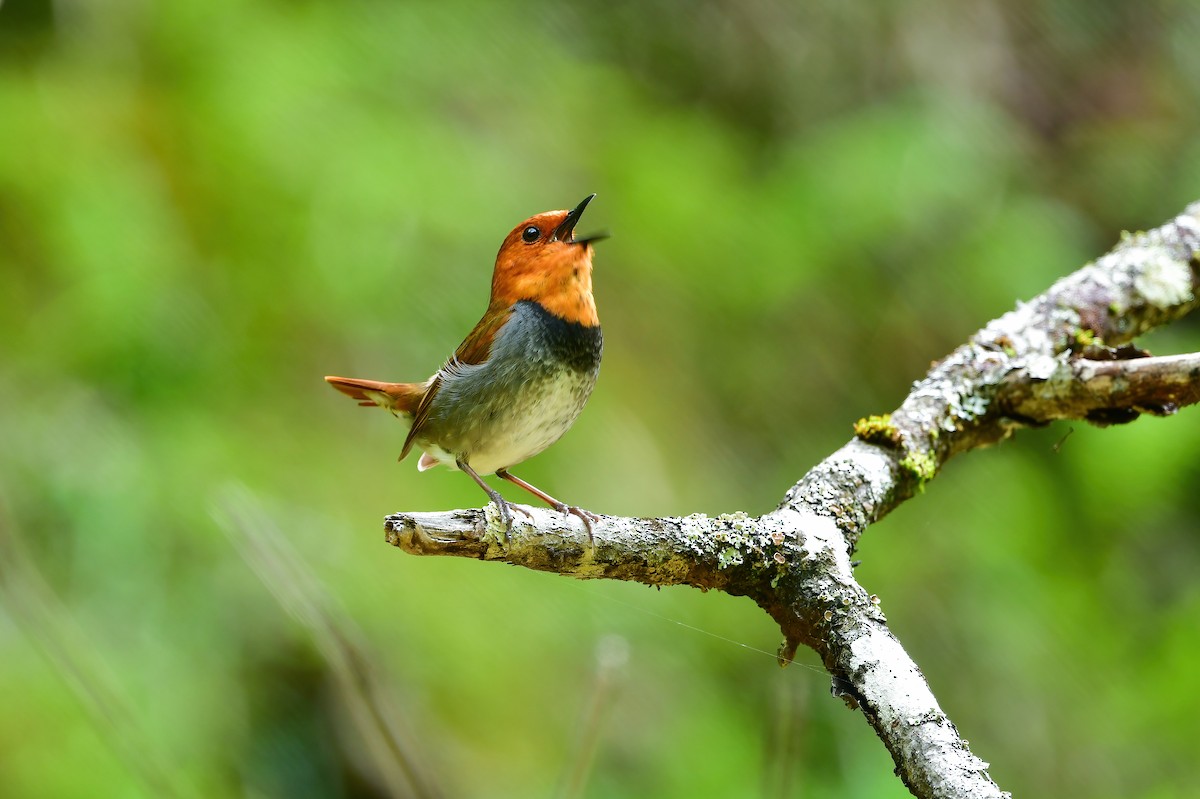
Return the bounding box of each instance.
[419,369,593,476]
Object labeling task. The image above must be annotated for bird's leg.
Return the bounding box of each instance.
[457,460,531,539]
[495,469,599,545]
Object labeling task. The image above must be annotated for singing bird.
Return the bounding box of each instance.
[325,195,605,535]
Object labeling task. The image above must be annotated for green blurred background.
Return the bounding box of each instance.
[2,1,1199,796]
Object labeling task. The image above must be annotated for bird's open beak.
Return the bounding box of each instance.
[574,230,609,247]
[553,193,607,245]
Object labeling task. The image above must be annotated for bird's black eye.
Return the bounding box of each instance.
[521,226,540,243]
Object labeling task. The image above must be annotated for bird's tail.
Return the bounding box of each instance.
[324,376,425,416]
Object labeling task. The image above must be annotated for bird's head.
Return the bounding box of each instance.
[490,194,606,326]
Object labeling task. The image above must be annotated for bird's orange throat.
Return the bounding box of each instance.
[492,248,599,327]
[530,277,598,327]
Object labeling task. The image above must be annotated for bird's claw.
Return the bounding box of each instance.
[550,503,599,546]
[490,496,534,541]
[488,487,597,547]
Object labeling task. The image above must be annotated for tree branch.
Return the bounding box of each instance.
[1000,351,1200,424]
[382,202,1200,799]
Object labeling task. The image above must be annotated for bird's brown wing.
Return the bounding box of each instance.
[398,305,513,461]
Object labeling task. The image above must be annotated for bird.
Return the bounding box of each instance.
[325,194,606,538]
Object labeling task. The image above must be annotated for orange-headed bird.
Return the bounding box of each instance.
[326,195,606,535]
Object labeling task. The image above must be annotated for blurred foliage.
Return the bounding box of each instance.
[1,0,1199,796]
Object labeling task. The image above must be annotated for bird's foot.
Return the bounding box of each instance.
[489,494,533,541]
[550,502,600,546]
[490,468,597,545]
